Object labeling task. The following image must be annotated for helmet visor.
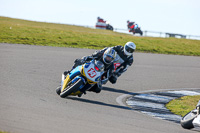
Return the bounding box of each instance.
[125,45,135,53]
[104,55,114,64]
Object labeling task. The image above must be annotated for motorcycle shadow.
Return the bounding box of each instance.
[102,87,138,95]
[65,87,138,111]
[66,96,132,111]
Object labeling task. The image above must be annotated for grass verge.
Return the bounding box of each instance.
[166,95,200,117]
[0,131,8,133]
[0,16,200,56]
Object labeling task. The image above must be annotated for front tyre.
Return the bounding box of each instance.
[60,79,83,98]
[56,86,61,95]
[181,110,198,129]
[140,31,143,36]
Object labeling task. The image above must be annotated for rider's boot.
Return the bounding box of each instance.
[70,91,85,97]
[78,90,87,97]
[78,92,83,97]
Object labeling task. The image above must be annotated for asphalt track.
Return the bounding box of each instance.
[0,43,200,133]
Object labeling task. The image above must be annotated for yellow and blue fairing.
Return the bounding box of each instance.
[61,65,83,92]
[61,61,102,93]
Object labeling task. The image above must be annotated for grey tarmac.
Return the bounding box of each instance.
[0,43,200,133]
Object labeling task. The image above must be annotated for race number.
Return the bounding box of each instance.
[87,68,97,78]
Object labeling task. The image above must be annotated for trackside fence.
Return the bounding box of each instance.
[78,25,200,40]
[114,28,200,40]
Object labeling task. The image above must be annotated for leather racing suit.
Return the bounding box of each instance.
[109,45,133,83]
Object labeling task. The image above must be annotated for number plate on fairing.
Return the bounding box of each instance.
[83,63,102,82]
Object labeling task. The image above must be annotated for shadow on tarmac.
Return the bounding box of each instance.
[67,96,132,110]
[102,87,138,95]
[65,87,139,111]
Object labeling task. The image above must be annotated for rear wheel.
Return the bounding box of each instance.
[181,110,197,129]
[60,78,83,98]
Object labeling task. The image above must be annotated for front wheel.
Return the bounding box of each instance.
[56,86,61,95]
[140,31,143,36]
[60,78,84,98]
[181,110,198,129]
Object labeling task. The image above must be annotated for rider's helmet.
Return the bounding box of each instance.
[124,42,136,56]
[103,47,116,64]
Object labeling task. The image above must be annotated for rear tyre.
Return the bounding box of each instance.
[60,79,83,98]
[181,110,197,129]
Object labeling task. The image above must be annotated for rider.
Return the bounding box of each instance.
[67,47,116,96]
[97,17,106,23]
[127,20,135,30]
[108,42,136,84]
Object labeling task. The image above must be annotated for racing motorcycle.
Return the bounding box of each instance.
[130,27,143,36]
[56,59,107,98]
[127,23,143,36]
[133,27,143,36]
[181,100,200,129]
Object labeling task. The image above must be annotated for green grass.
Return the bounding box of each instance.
[1,16,200,56]
[166,95,200,116]
[0,131,8,133]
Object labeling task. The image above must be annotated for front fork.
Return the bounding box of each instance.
[60,65,82,93]
[196,106,200,116]
[61,74,71,92]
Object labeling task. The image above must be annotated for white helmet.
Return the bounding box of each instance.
[103,48,116,64]
[124,42,136,56]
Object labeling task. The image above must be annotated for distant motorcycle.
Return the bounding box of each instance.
[129,27,143,36]
[96,17,113,31]
[133,27,143,36]
[127,22,143,36]
[56,59,108,98]
[181,100,200,129]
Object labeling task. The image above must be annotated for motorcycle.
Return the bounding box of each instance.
[127,23,143,36]
[56,59,107,98]
[129,27,143,36]
[133,27,143,36]
[181,100,200,129]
